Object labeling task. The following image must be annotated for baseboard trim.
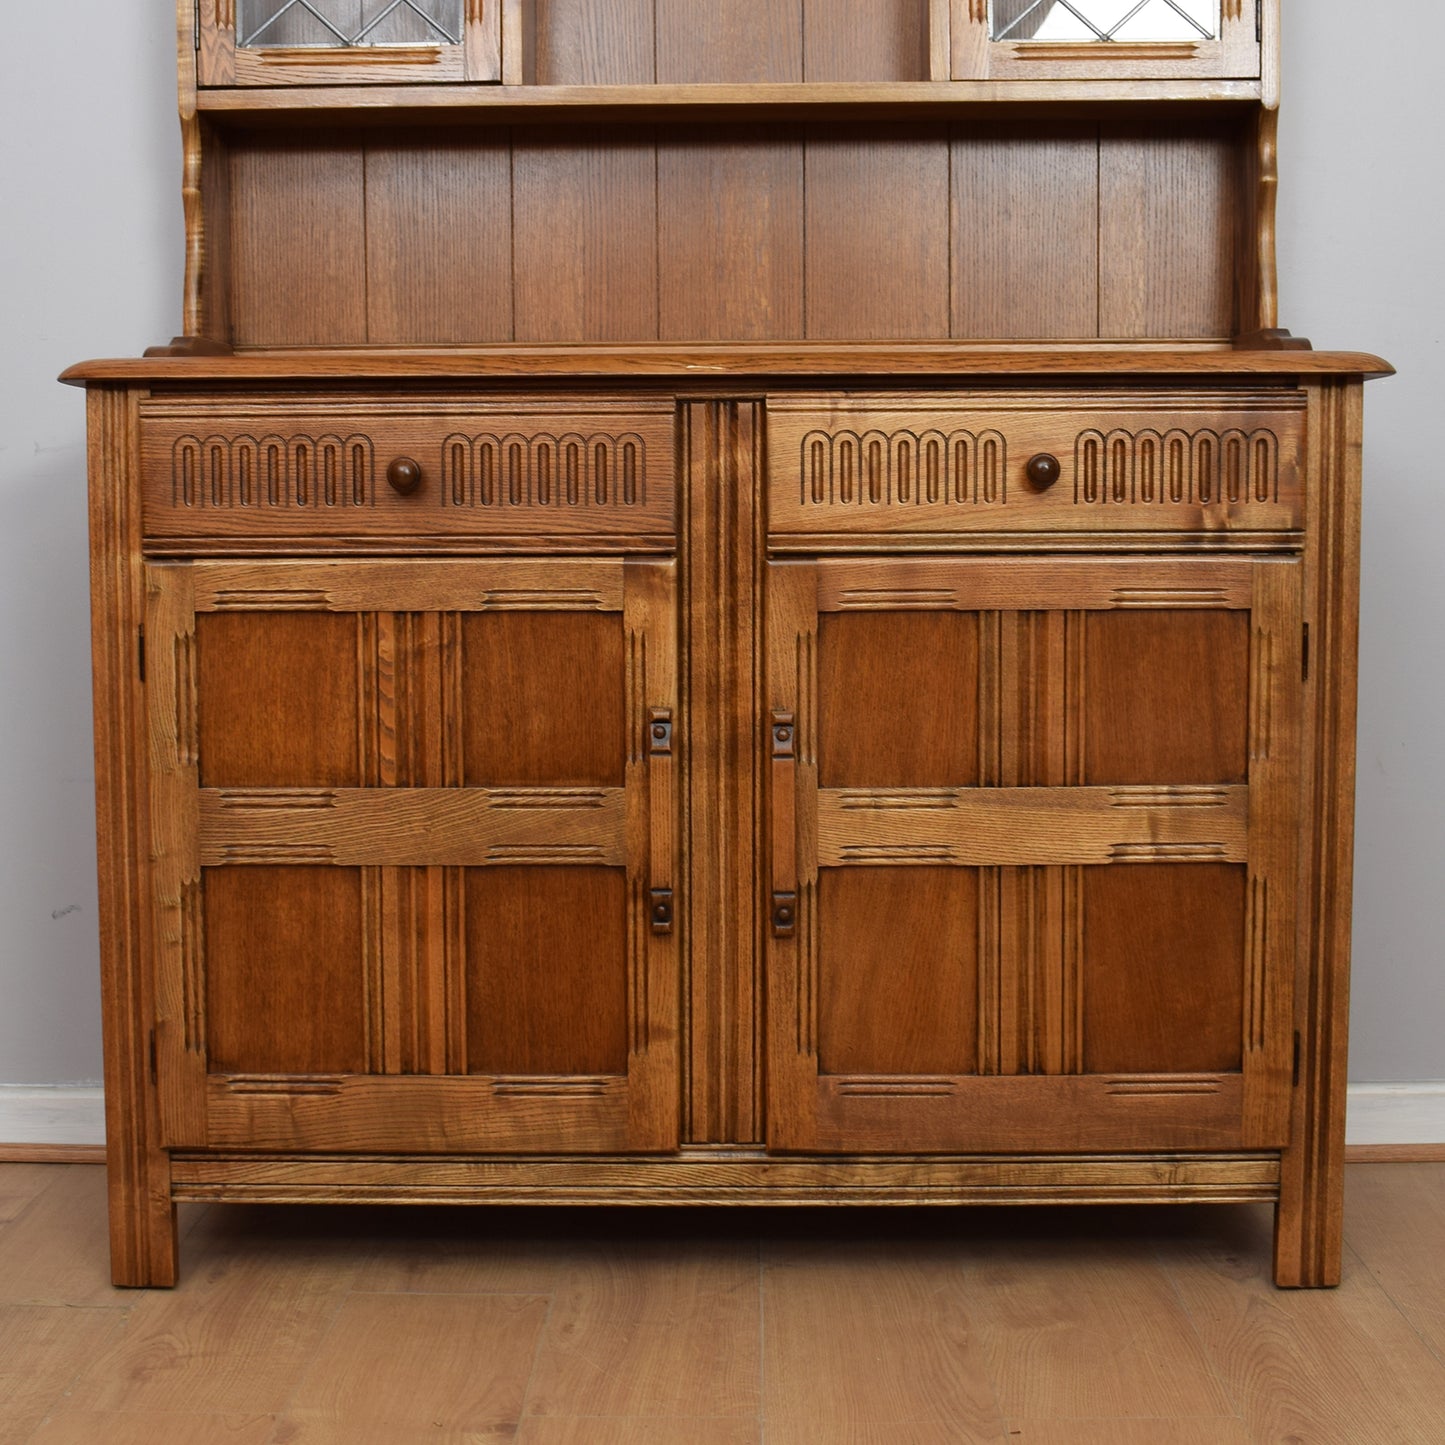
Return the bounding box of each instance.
[0,1143,107,1164]
[2,1083,1443,1155]
[0,1087,106,1150]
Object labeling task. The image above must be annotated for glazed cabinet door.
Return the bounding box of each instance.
[766,555,1300,1154]
[197,0,500,86]
[146,557,678,1153]
[951,0,1261,81]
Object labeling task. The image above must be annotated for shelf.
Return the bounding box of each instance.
[62,343,1393,386]
[196,78,1265,124]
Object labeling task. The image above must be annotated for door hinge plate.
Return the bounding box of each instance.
[1292,1030,1302,1087]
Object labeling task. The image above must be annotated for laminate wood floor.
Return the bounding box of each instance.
[1,1164,1443,1444]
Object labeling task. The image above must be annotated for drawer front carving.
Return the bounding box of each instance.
[140,398,676,550]
[768,391,1306,546]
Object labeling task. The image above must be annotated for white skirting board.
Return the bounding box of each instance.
[0,1084,1442,1150]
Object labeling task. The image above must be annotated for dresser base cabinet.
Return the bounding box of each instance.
[78,365,1370,1290]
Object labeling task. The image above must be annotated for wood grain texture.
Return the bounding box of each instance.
[656,0,802,82]
[1167,1210,1445,1440]
[205,866,368,1074]
[464,866,629,1074]
[284,1293,548,1437]
[818,610,979,787]
[0,1306,128,1445]
[512,132,658,342]
[658,129,804,342]
[804,126,951,339]
[526,1243,761,1417]
[763,1239,1003,1437]
[1080,864,1246,1075]
[25,1413,277,1445]
[680,402,765,1145]
[197,611,362,786]
[364,139,513,344]
[952,123,1099,339]
[1345,1163,1445,1358]
[1080,610,1250,784]
[461,611,625,785]
[818,867,980,1075]
[87,387,179,1288]
[804,0,930,82]
[66,347,1395,385]
[971,1240,1234,1422]
[1099,126,1237,339]
[229,143,367,346]
[1276,380,1366,1288]
[534,0,655,85]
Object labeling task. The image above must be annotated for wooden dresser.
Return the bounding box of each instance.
[66,0,1389,1287]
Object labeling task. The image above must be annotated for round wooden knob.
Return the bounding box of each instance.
[1026,453,1062,490]
[387,457,424,495]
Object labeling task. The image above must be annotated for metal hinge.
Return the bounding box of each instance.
[1292,1030,1302,1087]
[195,0,202,52]
[149,1027,158,1085]
[1302,623,1310,682]
[138,626,146,683]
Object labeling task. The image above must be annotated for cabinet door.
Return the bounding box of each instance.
[951,0,1260,81]
[147,557,678,1153]
[198,0,500,86]
[766,555,1299,1154]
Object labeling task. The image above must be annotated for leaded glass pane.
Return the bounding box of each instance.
[237,0,464,49]
[991,0,1219,43]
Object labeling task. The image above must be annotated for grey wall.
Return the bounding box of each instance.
[0,1,1438,1087]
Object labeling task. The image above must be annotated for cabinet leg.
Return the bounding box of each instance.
[106,1138,178,1289]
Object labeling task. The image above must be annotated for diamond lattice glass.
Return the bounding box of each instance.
[237,0,464,49]
[991,0,1219,43]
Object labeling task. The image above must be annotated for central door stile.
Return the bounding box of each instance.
[765,561,821,1151]
[625,558,682,1150]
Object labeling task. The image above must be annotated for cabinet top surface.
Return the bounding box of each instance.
[62,344,1393,387]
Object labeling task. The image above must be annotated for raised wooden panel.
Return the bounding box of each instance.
[804,0,930,81]
[534,0,655,84]
[1099,127,1238,339]
[804,128,951,340]
[951,124,1099,339]
[138,397,677,549]
[1081,863,1247,1075]
[655,0,803,82]
[818,867,979,1075]
[1080,610,1250,785]
[512,133,659,342]
[204,866,368,1074]
[229,144,367,347]
[460,611,625,786]
[464,866,628,1074]
[767,391,1305,543]
[657,130,805,342]
[364,140,514,345]
[196,611,362,788]
[817,611,980,789]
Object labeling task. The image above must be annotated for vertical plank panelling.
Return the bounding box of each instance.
[682,403,764,1144]
[1098,126,1237,339]
[656,0,802,82]
[805,127,951,340]
[229,143,367,346]
[951,123,1100,339]
[658,129,805,342]
[512,131,659,343]
[534,0,656,83]
[804,0,929,81]
[365,140,514,344]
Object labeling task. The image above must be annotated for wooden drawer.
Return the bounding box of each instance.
[767,391,1307,547]
[139,396,676,550]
